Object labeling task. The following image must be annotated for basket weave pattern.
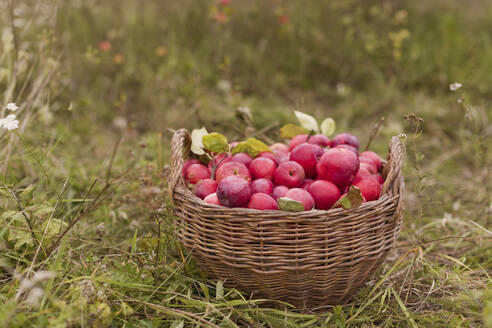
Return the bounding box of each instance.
[169,129,405,309]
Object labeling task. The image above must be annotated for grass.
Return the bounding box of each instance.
[0,0,491,327]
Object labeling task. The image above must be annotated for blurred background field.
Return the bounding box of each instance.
[0,0,491,327]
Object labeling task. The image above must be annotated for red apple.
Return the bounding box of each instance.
[359,156,378,173]
[355,167,372,180]
[251,178,274,195]
[284,188,314,210]
[302,178,314,190]
[334,144,358,155]
[182,159,201,177]
[270,143,289,157]
[249,157,277,180]
[359,162,377,175]
[185,164,211,184]
[289,143,324,178]
[217,176,252,207]
[204,192,221,205]
[375,173,384,184]
[289,134,309,151]
[308,134,331,147]
[208,153,232,171]
[278,155,290,166]
[230,141,239,148]
[307,180,340,210]
[272,185,289,200]
[353,175,381,201]
[248,193,278,210]
[360,151,382,171]
[273,161,305,188]
[215,162,251,183]
[316,147,359,190]
[258,151,279,165]
[194,178,218,199]
[231,152,253,168]
[332,133,360,150]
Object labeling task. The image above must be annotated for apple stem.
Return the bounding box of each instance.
[210,153,229,179]
[306,129,315,142]
[365,117,385,151]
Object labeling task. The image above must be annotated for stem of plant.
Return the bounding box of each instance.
[365,117,385,151]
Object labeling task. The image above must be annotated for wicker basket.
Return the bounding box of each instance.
[169,128,405,310]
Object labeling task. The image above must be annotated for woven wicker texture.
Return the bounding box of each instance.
[169,128,405,310]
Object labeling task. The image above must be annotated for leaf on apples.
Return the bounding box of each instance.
[320,118,336,137]
[280,123,309,139]
[278,197,305,212]
[294,110,319,133]
[190,127,209,155]
[231,137,272,158]
[202,132,229,153]
[336,186,364,209]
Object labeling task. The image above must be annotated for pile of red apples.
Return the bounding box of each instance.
[182,133,384,211]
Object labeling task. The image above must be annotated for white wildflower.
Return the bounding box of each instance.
[97,222,105,231]
[217,79,231,93]
[96,289,106,300]
[113,116,127,130]
[32,270,55,284]
[237,106,251,113]
[77,279,96,298]
[15,270,55,307]
[336,83,350,97]
[449,82,462,91]
[237,106,252,121]
[442,212,453,227]
[0,114,19,131]
[398,133,407,141]
[26,287,44,307]
[6,102,18,111]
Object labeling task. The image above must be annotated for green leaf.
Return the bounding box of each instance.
[33,204,55,218]
[280,123,309,139]
[19,185,35,199]
[0,188,11,198]
[336,186,364,209]
[391,288,419,328]
[42,218,68,237]
[0,210,24,223]
[202,132,229,153]
[190,127,208,155]
[120,302,134,317]
[131,229,138,253]
[231,137,271,158]
[320,118,336,137]
[278,197,305,212]
[294,110,319,133]
[199,283,210,301]
[216,280,224,300]
[9,230,34,249]
[171,321,184,328]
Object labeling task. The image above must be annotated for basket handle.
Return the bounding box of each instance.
[168,128,191,203]
[382,135,405,196]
